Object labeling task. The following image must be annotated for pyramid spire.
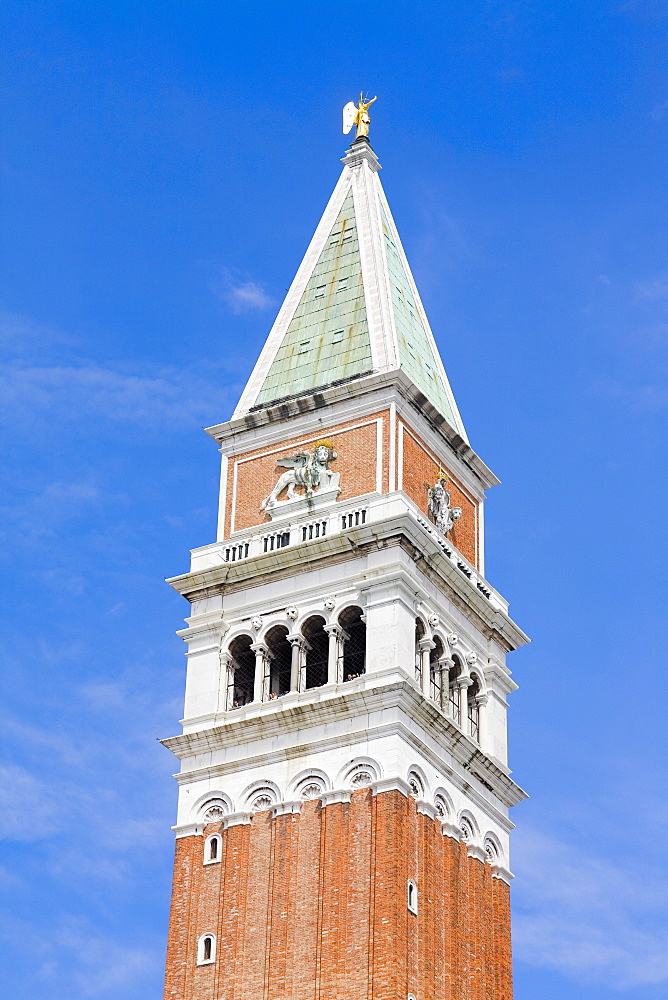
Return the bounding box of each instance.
[233,137,467,441]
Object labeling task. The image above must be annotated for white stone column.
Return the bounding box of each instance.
[250,642,270,703]
[418,638,435,698]
[439,655,454,714]
[475,693,488,749]
[219,652,234,712]
[287,634,308,693]
[324,624,346,685]
[458,676,472,731]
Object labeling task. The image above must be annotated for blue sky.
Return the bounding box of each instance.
[1,2,667,997]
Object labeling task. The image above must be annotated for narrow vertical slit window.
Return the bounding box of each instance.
[197,933,216,965]
[204,834,221,864]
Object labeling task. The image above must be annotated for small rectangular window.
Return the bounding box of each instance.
[298,341,310,354]
[331,329,344,344]
[314,285,326,298]
[337,277,349,291]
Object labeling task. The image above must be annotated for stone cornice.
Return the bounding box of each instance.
[161,672,527,811]
[340,136,382,172]
[271,800,302,818]
[172,822,202,839]
[370,776,411,798]
[491,863,514,885]
[416,799,439,821]
[320,788,353,807]
[222,811,252,829]
[205,370,499,491]
[166,512,528,653]
[441,820,461,840]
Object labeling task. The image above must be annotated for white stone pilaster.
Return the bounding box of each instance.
[359,574,418,678]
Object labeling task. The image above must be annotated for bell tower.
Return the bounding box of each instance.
[162,125,528,1000]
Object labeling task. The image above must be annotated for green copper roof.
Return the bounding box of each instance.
[380,204,458,427]
[255,191,372,406]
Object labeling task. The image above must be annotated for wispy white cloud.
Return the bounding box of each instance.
[0,306,242,435]
[53,918,160,996]
[0,361,236,431]
[0,764,62,840]
[0,912,161,998]
[513,824,668,988]
[0,476,123,548]
[595,376,668,412]
[212,267,276,313]
[650,99,668,120]
[0,307,73,357]
[635,268,668,301]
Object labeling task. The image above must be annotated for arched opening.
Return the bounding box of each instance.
[302,615,328,690]
[197,933,216,965]
[448,655,462,721]
[265,625,291,699]
[429,636,444,703]
[407,879,418,914]
[339,606,366,681]
[414,618,425,685]
[467,672,481,742]
[227,634,255,709]
[407,769,424,798]
[204,834,221,864]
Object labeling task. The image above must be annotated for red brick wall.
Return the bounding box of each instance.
[163,791,513,1000]
[222,412,481,570]
[225,411,390,535]
[399,423,479,568]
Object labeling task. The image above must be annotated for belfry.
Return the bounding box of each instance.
[162,103,528,1000]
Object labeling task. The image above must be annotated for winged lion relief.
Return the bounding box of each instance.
[261,441,341,511]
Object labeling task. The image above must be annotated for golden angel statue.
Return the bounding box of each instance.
[343,94,377,139]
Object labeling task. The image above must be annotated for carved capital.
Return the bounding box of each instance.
[287,633,309,652]
[250,641,272,661]
[324,623,348,641]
